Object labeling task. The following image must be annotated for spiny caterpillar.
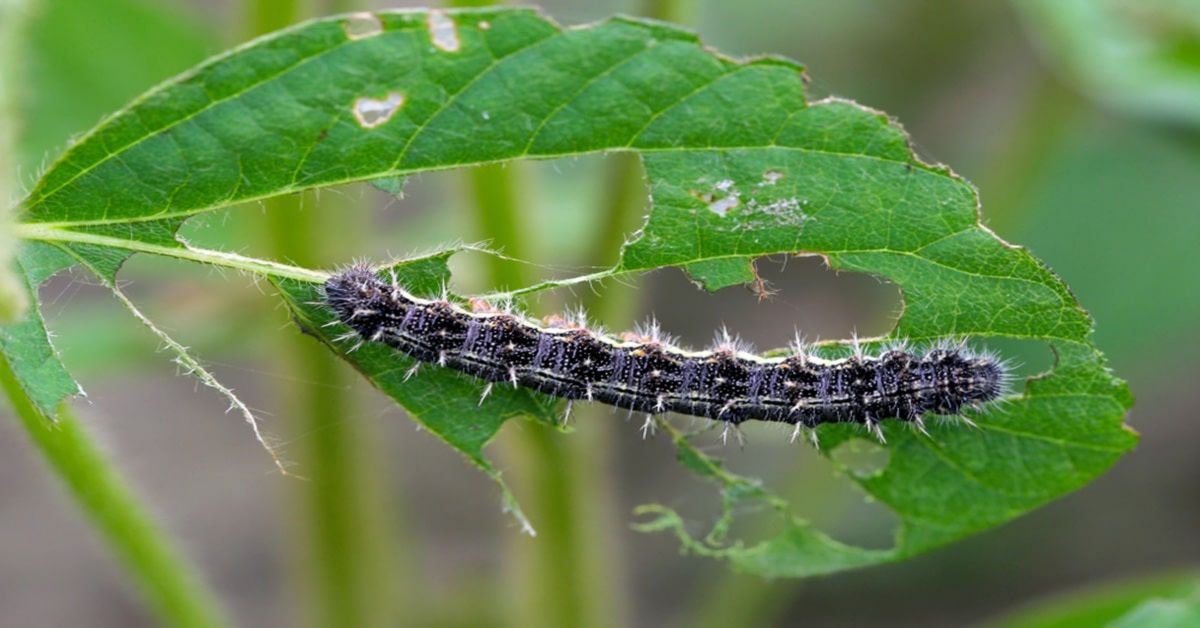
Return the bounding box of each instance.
[324,265,1009,444]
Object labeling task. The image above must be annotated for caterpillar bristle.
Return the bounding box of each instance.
[323,267,1011,439]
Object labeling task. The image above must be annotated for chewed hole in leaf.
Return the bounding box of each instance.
[352,92,405,129]
[15,7,1135,581]
[821,482,900,551]
[343,12,383,40]
[426,10,460,52]
[831,438,890,478]
[650,255,902,352]
[983,337,1057,382]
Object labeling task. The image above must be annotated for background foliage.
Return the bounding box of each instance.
[1,0,1195,626]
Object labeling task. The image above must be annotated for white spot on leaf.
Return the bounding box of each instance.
[762,170,783,185]
[482,111,490,120]
[701,180,740,217]
[343,12,383,40]
[708,194,739,217]
[353,92,405,128]
[427,10,460,52]
[478,20,491,30]
[745,197,809,226]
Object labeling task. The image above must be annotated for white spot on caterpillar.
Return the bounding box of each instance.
[353,92,405,128]
[343,12,383,40]
[427,10,460,52]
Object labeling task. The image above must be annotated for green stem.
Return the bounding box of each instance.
[564,154,650,628]
[245,2,411,627]
[2,1,223,625]
[461,86,648,628]
[0,357,228,628]
[641,0,691,21]
[445,0,497,8]
[260,90,392,628]
[439,2,607,626]
[622,2,796,626]
[0,0,29,321]
[464,161,602,628]
[975,72,1082,234]
[456,4,681,627]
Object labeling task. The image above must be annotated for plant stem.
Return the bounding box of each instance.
[642,0,692,21]
[454,3,683,627]
[259,119,411,628]
[245,2,411,627]
[564,155,647,628]
[3,2,223,625]
[443,3,612,628]
[460,78,648,628]
[0,0,29,321]
[610,3,792,627]
[463,160,602,628]
[0,356,228,628]
[976,71,1082,234]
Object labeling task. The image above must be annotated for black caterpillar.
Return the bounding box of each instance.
[324,265,1008,443]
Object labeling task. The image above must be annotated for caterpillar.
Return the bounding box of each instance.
[323,265,1009,444]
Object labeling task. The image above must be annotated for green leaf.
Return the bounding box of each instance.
[0,243,83,416]
[0,4,229,625]
[1112,594,1200,628]
[3,0,215,414]
[1015,0,1200,127]
[13,8,1135,572]
[988,571,1200,628]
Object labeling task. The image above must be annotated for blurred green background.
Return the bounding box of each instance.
[3,0,1198,626]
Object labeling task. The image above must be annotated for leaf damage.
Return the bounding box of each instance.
[5,7,1136,575]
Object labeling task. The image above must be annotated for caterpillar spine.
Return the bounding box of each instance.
[324,265,1010,443]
